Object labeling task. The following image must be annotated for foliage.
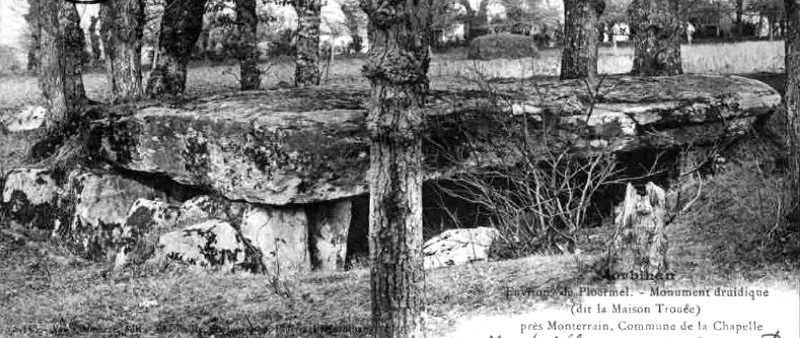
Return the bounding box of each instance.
[467,33,540,60]
[264,28,296,57]
[492,0,563,35]
[439,151,618,259]
[432,69,618,259]
[256,4,296,57]
[601,0,632,25]
[198,10,243,61]
[746,0,785,18]
[667,132,799,272]
[143,0,166,53]
[431,0,466,38]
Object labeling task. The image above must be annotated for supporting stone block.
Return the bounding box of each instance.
[608,182,669,278]
[307,199,352,271]
[240,205,310,276]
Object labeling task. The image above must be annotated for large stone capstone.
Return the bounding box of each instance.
[96,74,780,206]
[1,74,782,273]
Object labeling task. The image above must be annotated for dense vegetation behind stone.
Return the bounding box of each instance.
[467,33,539,60]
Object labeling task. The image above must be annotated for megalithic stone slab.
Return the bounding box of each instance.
[96,75,781,206]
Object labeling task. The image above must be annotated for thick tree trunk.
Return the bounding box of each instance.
[235,0,260,90]
[100,0,145,103]
[294,0,322,87]
[362,0,433,336]
[145,0,206,98]
[39,0,86,134]
[785,0,800,222]
[628,0,683,76]
[26,0,41,74]
[560,0,605,80]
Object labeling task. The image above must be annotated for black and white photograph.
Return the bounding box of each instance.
[0,0,798,337]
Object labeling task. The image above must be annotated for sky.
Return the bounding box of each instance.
[0,1,28,47]
[0,1,98,48]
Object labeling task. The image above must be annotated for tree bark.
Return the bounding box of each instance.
[294,0,323,87]
[38,0,86,134]
[785,0,800,222]
[25,0,41,74]
[100,0,146,103]
[560,0,605,80]
[145,0,206,98]
[361,0,433,336]
[628,0,683,76]
[89,16,101,67]
[736,0,744,38]
[470,0,490,40]
[235,0,260,90]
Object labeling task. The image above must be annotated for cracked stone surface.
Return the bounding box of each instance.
[94,74,780,205]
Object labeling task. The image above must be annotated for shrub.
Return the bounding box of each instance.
[436,148,618,259]
[265,29,296,58]
[430,75,619,259]
[467,33,539,60]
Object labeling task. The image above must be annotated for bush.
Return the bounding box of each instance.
[437,150,618,259]
[265,29,296,58]
[429,77,619,258]
[467,33,539,60]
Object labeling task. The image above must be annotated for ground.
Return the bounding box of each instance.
[0,41,798,337]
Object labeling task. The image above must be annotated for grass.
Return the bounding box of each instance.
[0,233,584,337]
[0,40,788,110]
[1,40,798,337]
[431,40,785,79]
[1,135,797,337]
[1,152,797,337]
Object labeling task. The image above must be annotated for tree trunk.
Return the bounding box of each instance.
[100,0,145,103]
[785,0,800,223]
[769,14,775,40]
[362,0,433,336]
[39,0,86,134]
[196,24,210,60]
[294,0,322,87]
[235,0,260,90]
[736,0,744,38]
[468,0,490,41]
[26,0,41,74]
[88,16,102,67]
[780,18,786,38]
[560,0,605,80]
[145,0,206,98]
[628,0,682,76]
